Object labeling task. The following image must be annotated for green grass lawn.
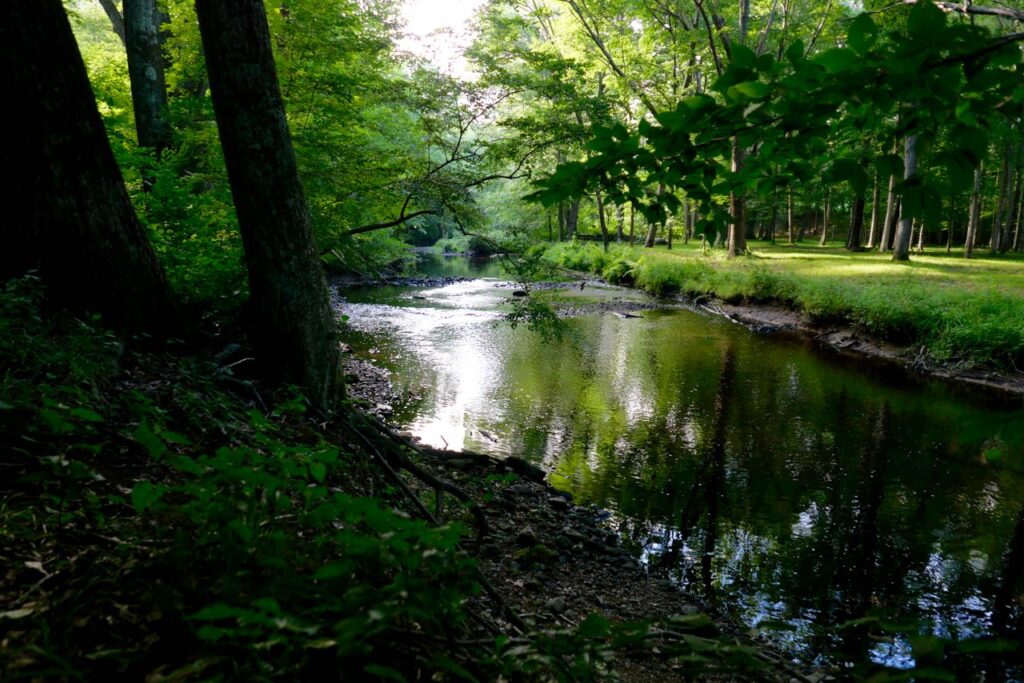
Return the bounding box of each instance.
[542,240,1024,369]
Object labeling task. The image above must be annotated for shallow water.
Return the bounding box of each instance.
[339,253,1024,672]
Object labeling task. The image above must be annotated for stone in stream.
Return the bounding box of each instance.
[512,290,528,297]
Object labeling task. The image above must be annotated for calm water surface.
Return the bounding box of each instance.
[339,254,1024,673]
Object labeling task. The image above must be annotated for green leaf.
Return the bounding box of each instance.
[70,407,103,422]
[826,158,868,194]
[729,81,770,100]
[309,461,327,483]
[730,43,757,70]
[908,0,946,43]
[133,422,167,458]
[131,481,165,513]
[191,603,242,621]
[363,665,408,682]
[814,48,858,74]
[848,13,878,55]
[578,613,611,638]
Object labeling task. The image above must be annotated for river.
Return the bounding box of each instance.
[338,252,1024,674]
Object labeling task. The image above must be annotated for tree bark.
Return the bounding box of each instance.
[1001,166,1021,253]
[196,0,340,407]
[565,198,580,239]
[1,0,176,334]
[819,187,831,246]
[965,164,983,258]
[892,135,918,261]
[615,204,625,242]
[992,147,1010,254]
[98,0,127,45]
[727,140,747,257]
[846,193,865,251]
[596,191,609,251]
[866,170,881,249]
[879,139,900,253]
[124,0,171,158]
[787,189,795,244]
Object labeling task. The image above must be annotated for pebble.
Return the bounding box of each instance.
[545,597,566,613]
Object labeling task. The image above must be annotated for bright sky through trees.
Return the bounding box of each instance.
[399,0,484,75]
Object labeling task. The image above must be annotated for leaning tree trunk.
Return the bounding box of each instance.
[98,0,127,44]
[965,164,983,259]
[565,199,581,239]
[1,0,176,334]
[892,135,919,261]
[124,0,171,158]
[196,0,340,407]
[819,186,831,246]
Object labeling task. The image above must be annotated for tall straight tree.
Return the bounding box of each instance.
[195,0,340,408]
[891,135,919,261]
[124,0,172,156]
[0,0,176,333]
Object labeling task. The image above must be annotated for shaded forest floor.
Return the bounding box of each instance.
[0,277,816,681]
[542,241,1024,390]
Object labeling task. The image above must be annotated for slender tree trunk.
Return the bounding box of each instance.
[596,191,609,252]
[565,199,580,239]
[965,164,983,258]
[846,193,865,252]
[1001,167,1021,253]
[196,0,340,407]
[98,0,127,44]
[866,170,880,249]
[629,205,636,243]
[682,199,691,244]
[945,199,956,254]
[727,140,747,257]
[992,150,1009,253]
[879,139,900,253]
[819,187,831,246]
[557,203,565,241]
[892,135,919,261]
[615,204,625,242]
[124,0,171,161]
[787,189,795,244]
[915,219,925,252]
[1,0,176,334]
[1014,177,1024,251]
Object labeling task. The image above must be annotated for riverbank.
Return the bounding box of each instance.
[0,279,818,681]
[542,242,1024,399]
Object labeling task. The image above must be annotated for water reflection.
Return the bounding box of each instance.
[338,254,1024,672]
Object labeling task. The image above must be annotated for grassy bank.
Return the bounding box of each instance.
[542,241,1024,370]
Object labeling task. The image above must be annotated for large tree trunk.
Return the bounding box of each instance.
[565,199,580,239]
[1,0,176,333]
[892,135,918,261]
[965,164,983,259]
[196,0,340,407]
[846,192,865,252]
[124,0,171,158]
[727,141,747,257]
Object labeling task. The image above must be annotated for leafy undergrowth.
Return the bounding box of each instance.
[0,276,785,682]
[542,242,1024,370]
